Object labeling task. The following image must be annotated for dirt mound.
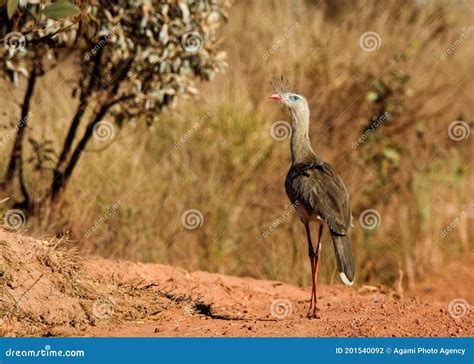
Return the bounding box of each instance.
[0,230,172,336]
[0,230,472,337]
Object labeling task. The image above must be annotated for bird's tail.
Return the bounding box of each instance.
[330,233,355,286]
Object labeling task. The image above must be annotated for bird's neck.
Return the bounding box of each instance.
[290,109,316,165]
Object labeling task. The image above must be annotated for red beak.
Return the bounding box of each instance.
[270,93,282,101]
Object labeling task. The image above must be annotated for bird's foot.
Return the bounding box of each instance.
[307,306,321,319]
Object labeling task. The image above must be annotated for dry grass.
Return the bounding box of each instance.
[0,230,175,336]
[1,0,472,289]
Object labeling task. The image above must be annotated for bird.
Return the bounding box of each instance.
[269,77,355,319]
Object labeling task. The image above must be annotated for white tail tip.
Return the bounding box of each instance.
[340,272,354,286]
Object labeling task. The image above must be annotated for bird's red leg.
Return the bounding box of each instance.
[308,253,316,317]
[312,224,324,318]
[304,224,316,318]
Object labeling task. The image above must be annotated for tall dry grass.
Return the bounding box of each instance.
[1,0,472,289]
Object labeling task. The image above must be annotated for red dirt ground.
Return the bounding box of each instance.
[0,230,472,337]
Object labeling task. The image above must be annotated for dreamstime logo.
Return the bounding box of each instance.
[262,22,300,61]
[448,298,470,319]
[2,209,26,231]
[93,121,115,141]
[270,120,292,141]
[359,31,382,52]
[181,209,204,230]
[182,32,203,53]
[262,201,300,238]
[440,26,474,60]
[92,297,116,319]
[352,112,390,149]
[174,111,212,148]
[440,203,473,238]
[84,201,121,239]
[1,113,32,146]
[359,209,381,230]
[84,25,121,60]
[270,299,292,319]
[4,32,26,56]
[448,120,470,141]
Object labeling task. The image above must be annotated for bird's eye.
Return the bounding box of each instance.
[290,95,299,101]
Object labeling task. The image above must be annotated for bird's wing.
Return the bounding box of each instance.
[289,161,351,235]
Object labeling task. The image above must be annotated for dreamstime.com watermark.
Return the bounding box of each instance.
[2,208,27,231]
[1,113,32,146]
[182,31,204,53]
[448,120,470,141]
[3,31,26,57]
[440,26,474,60]
[359,31,382,52]
[352,112,390,149]
[448,298,470,319]
[262,201,300,238]
[93,120,115,141]
[262,22,300,61]
[174,111,212,148]
[181,209,204,230]
[4,345,85,358]
[270,120,292,141]
[92,297,116,319]
[440,203,473,238]
[84,202,121,238]
[270,298,293,319]
[84,25,121,60]
[359,209,381,230]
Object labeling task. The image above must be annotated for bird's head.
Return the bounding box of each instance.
[269,77,309,119]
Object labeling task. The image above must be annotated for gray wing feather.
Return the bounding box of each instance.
[287,162,351,235]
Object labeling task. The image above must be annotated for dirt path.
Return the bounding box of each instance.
[0,230,472,337]
[84,258,472,337]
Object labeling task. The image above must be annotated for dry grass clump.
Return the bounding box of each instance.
[0,229,173,336]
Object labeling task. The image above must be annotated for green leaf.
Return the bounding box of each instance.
[43,2,80,20]
[7,0,19,19]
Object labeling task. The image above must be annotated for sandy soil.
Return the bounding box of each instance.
[0,229,472,337]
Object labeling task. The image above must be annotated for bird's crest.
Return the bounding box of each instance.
[269,75,294,95]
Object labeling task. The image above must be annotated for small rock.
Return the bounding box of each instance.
[154,328,159,333]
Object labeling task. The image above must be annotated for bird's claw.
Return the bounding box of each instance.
[306,306,321,319]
